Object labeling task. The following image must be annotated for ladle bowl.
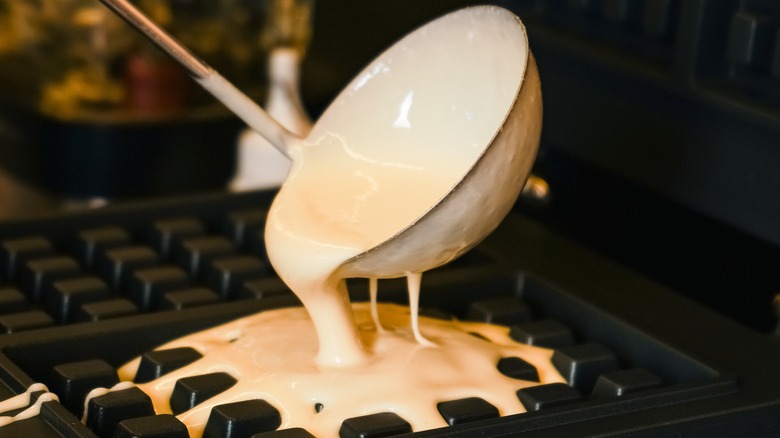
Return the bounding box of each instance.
[321,6,542,278]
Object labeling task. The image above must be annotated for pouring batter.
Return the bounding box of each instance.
[79,4,552,437]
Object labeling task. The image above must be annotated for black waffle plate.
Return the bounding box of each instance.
[0,191,776,437]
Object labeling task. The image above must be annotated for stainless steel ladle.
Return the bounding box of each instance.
[98,0,542,278]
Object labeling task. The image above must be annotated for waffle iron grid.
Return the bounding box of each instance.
[0,190,775,437]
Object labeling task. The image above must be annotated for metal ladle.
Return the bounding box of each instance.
[98,0,542,278]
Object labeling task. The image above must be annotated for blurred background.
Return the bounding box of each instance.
[0,0,314,211]
[0,0,779,332]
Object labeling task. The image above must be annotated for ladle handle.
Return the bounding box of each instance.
[98,0,297,158]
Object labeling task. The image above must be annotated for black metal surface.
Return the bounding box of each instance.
[0,190,774,437]
[516,147,780,334]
